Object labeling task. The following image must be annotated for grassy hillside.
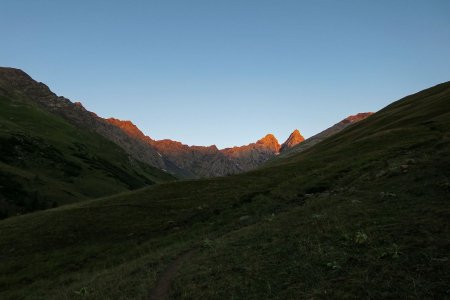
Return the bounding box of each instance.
[0,82,449,299]
[0,92,175,218]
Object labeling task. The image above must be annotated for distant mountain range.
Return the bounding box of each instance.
[109,117,305,177]
[0,68,369,178]
[0,67,373,179]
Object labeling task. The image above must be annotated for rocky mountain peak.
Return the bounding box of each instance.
[74,101,84,108]
[257,134,280,151]
[0,67,33,84]
[280,129,305,152]
[105,118,149,140]
[0,67,55,100]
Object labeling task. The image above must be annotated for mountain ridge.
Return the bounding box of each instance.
[0,67,292,177]
[0,67,372,178]
[0,68,176,218]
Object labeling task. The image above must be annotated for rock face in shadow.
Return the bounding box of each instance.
[153,142,237,177]
[0,67,180,217]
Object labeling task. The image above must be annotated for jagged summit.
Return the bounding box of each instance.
[257,134,280,150]
[0,67,49,93]
[106,118,148,140]
[280,129,305,152]
[0,67,30,80]
[0,67,55,100]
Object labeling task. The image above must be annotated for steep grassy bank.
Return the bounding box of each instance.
[0,92,175,218]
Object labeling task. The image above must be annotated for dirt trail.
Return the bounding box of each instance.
[149,250,195,300]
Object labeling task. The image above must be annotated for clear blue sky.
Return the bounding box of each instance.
[2,0,449,148]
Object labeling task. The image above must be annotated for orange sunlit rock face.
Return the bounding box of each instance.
[256,134,281,152]
[106,118,148,140]
[279,129,305,152]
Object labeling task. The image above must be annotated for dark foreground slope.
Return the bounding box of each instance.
[0,76,175,218]
[0,82,449,299]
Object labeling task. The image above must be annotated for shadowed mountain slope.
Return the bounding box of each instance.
[0,68,175,218]
[0,68,186,173]
[0,81,448,299]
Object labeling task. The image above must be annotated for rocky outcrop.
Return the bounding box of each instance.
[221,134,281,171]
[106,118,149,140]
[279,129,305,152]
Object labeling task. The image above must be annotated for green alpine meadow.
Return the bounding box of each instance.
[1,77,449,299]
